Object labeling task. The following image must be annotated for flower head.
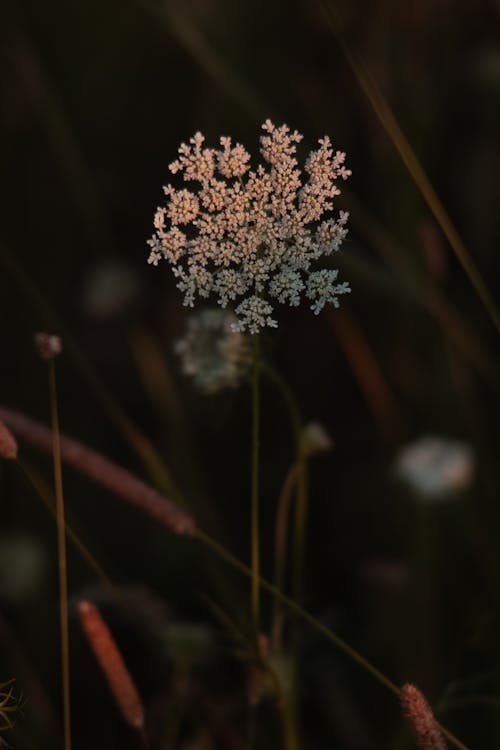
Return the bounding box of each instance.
[77,600,145,730]
[395,435,475,499]
[148,121,351,333]
[35,332,62,361]
[401,683,446,750]
[174,309,251,394]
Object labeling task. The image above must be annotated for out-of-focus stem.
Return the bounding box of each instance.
[251,334,261,637]
[48,361,71,750]
[272,464,298,651]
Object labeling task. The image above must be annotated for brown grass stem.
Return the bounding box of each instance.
[0,244,176,494]
[319,0,500,334]
[344,191,500,388]
[16,460,115,592]
[195,529,469,750]
[328,307,401,440]
[2,405,470,750]
[48,362,71,750]
[0,407,195,536]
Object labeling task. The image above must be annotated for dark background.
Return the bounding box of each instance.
[1,1,499,748]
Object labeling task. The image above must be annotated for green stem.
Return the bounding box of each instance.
[194,528,469,750]
[48,362,72,750]
[261,362,307,743]
[251,333,261,637]
[10,428,468,750]
[272,463,298,651]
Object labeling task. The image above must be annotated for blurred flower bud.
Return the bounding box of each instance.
[175,309,251,394]
[35,332,62,361]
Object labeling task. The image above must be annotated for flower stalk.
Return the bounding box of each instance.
[251,333,261,637]
[48,360,71,750]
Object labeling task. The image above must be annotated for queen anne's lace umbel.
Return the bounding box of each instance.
[148,121,351,333]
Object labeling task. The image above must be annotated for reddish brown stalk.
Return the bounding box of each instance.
[0,421,18,460]
[401,683,447,750]
[0,406,195,536]
[328,308,401,440]
[77,601,145,731]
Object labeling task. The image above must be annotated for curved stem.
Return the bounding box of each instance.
[261,361,308,743]
[5,405,469,750]
[195,528,469,750]
[261,363,308,605]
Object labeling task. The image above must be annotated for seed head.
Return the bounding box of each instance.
[34,332,62,361]
[77,600,145,730]
[401,683,447,750]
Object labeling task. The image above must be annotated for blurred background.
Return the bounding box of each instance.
[1,0,500,747]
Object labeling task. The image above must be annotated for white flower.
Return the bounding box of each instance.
[269,269,305,306]
[148,122,351,333]
[232,296,278,334]
[395,435,475,499]
[306,270,351,314]
[174,309,251,394]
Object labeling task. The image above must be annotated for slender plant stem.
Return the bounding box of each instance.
[48,362,71,750]
[293,451,308,607]
[319,0,500,335]
[261,362,307,745]
[251,333,261,637]
[17,460,114,591]
[261,364,308,612]
[272,463,298,650]
[4,406,469,750]
[195,529,469,750]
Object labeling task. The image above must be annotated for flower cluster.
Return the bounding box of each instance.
[148,121,351,333]
[174,309,251,394]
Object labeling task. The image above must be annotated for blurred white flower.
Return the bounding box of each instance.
[395,435,475,499]
[148,120,351,333]
[174,309,251,394]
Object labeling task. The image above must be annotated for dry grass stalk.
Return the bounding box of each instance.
[401,683,447,750]
[77,600,145,730]
[0,407,195,535]
[0,422,17,461]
